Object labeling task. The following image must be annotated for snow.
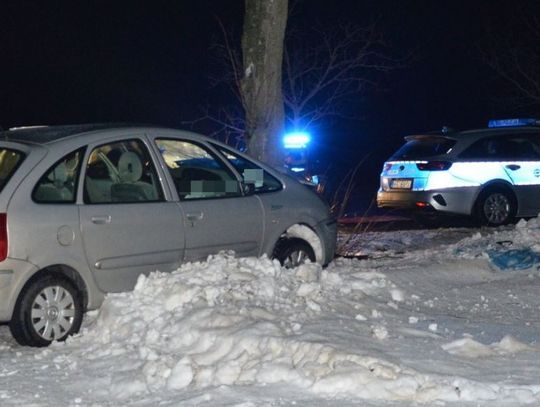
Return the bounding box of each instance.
[2,219,540,405]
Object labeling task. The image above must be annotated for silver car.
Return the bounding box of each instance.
[0,124,336,347]
[377,120,540,225]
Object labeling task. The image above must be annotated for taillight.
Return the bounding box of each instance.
[0,213,7,261]
[416,161,452,171]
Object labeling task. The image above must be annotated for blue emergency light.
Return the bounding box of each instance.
[283,132,310,149]
[488,118,538,128]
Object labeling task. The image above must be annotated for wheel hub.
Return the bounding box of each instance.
[284,250,308,268]
[46,306,59,321]
[31,286,75,341]
[484,193,510,224]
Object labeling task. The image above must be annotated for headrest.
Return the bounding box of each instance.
[118,151,143,182]
[52,162,68,187]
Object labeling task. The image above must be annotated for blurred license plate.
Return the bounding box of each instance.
[390,179,412,189]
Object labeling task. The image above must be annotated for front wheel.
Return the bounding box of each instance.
[273,238,316,268]
[475,188,516,226]
[9,275,83,347]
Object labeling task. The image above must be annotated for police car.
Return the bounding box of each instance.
[377,119,540,225]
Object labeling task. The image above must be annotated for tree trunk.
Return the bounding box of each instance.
[241,0,288,167]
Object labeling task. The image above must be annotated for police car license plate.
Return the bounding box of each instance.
[390,179,412,189]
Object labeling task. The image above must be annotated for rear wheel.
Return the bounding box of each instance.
[475,187,516,226]
[9,275,83,347]
[273,238,316,268]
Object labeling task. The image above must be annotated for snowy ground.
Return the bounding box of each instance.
[2,219,540,406]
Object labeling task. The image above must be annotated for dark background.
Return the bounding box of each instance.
[2,1,540,213]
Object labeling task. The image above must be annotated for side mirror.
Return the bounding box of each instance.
[241,181,256,196]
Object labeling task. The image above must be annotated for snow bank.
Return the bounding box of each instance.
[63,254,540,404]
[442,335,535,358]
[451,216,540,270]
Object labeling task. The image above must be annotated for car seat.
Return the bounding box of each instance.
[34,162,73,202]
[111,151,157,202]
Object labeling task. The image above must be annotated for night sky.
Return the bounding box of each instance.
[2,1,540,208]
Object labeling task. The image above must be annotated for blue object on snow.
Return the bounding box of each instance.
[487,248,540,271]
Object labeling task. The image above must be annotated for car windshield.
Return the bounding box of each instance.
[391,137,456,160]
[0,148,25,193]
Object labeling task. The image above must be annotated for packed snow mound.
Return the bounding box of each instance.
[66,254,540,404]
[77,254,420,400]
[442,335,535,358]
[451,216,540,269]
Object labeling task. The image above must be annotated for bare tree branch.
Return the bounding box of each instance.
[283,22,402,129]
[194,16,403,149]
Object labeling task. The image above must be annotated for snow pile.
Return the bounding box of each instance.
[75,254,427,401]
[442,335,535,358]
[451,216,540,268]
[59,254,540,404]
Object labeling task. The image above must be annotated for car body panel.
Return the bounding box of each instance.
[79,201,185,292]
[179,197,264,262]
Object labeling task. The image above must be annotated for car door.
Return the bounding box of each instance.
[79,137,185,292]
[153,137,264,262]
[210,143,288,253]
[501,134,540,213]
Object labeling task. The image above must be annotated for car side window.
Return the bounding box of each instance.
[460,137,501,160]
[155,139,241,200]
[212,144,282,193]
[460,135,540,161]
[33,148,85,204]
[84,139,163,204]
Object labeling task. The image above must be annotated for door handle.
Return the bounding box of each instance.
[505,164,521,171]
[91,215,112,224]
[186,212,204,221]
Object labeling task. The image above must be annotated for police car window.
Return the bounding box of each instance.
[523,134,540,159]
[460,135,540,160]
[391,137,456,160]
[212,144,282,193]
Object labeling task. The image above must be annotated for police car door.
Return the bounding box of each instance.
[501,134,540,214]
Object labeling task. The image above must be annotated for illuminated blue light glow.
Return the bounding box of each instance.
[283,132,310,149]
[290,167,305,172]
[488,118,537,128]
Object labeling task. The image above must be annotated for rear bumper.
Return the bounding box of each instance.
[377,187,478,215]
[0,258,38,322]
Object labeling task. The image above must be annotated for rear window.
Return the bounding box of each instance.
[0,149,25,193]
[391,137,456,160]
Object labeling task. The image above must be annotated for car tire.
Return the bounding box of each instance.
[474,187,516,226]
[273,238,316,268]
[9,275,83,347]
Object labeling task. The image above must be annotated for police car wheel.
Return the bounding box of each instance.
[475,188,516,226]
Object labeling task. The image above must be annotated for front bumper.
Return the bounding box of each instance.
[315,217,338,265]
[377,187,479,215]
